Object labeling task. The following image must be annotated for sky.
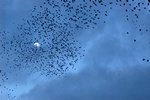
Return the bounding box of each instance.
[1,0,150,100]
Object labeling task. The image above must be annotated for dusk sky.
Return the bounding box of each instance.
[1,0,150,100]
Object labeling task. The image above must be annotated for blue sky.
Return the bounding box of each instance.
[1,0,150,100]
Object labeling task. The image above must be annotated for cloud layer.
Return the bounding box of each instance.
[1,0,150,100]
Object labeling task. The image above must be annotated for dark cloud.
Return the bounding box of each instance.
[20,61,150,100]
[20,26,150,100]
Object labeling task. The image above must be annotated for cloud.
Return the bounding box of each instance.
[19,60,150,100]
[1,0,150,100]
[19,22,150,100]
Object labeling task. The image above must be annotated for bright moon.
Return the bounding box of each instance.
[34,42,40,47]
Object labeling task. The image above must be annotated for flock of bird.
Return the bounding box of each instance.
[0,0,150,100]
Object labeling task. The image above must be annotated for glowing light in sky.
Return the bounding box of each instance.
[34,42,40,47]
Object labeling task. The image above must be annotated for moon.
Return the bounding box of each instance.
[34,42,40,47]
